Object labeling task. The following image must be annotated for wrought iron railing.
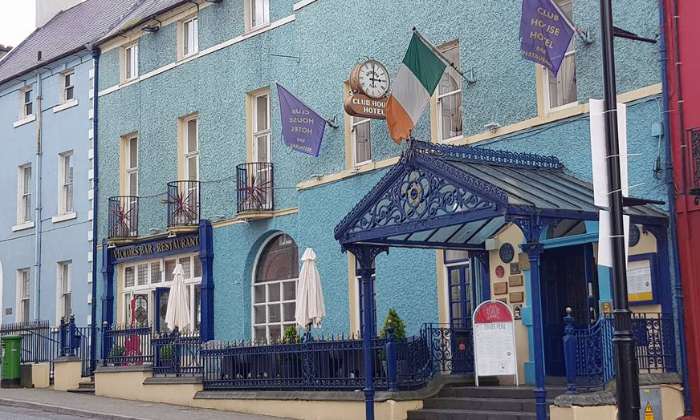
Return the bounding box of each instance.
[102,324,152,367]
[108,196,139,239]
[167,180,200,228]
[236,162,274,213]
[201,333,432,391]
[152,331,202,377]
[421,323,474,375]
[562,311,676,393]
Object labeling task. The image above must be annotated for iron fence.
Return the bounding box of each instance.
[563,312,676,392]
[167,180,200,228]
[108,196,139,239]
[152,331,202,377]
[236,162,274,213]
[102,324,152,367]
[421,323,474,375]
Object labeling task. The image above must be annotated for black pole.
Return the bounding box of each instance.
[599,1,640,419]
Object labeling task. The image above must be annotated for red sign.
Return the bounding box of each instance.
[473,301,513,324]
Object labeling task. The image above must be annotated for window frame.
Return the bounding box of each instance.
[540,0,577,114]
[56,261,72,323]
[123,43,139,82]
[351,116,372,167]
[63,70,75,103]
[122,135,139,197]
[16,269,31,323]
[21,87,33,118]
[17,164,32,225]
[435,40,463,143]
[251,91,271,163]
[181,16,199,58]
[246,0,270,32]
[181,115,199,181]
[120,253,201,330]
[58,151,74,215]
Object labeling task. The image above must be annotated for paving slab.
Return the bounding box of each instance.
[0,388,290,420]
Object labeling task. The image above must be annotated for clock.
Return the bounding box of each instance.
[350,59,390,99]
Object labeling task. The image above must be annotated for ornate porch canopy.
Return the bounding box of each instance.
[334,140,666,249]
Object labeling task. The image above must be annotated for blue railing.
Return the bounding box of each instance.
[202,332,434,391]
[421,323,474,375]
[563,311,676,393]
[153,331,202,377]
[102,324,153,367]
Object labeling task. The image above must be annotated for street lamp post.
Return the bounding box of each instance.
[598,1,641,419]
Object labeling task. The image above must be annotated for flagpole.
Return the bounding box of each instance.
[411,28,468,81]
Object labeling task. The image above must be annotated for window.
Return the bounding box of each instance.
[57,261,71,322]
[252,92,270,163]
[59,151,74,214]
[123,135,138,196]
[253,234,298,343]
[123,43,138,81]
[247,0,269,30]
[543,0,576,111]
[436,41,462,142]
[120,255,201,331]
[17,164,32,224]
[63,71,75,102]
[16,269,30,323]
[183,116,199,181]
[182,16,199,57]
[352,117,371,166]
[21,88,33,118]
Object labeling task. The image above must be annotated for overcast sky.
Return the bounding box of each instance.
[0,2,36,48]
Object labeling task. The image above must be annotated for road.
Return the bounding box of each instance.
[0,404,93,419]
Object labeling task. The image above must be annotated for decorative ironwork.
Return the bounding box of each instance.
[236,162,274,213]
[421,323,474,375]
[102,324,153,367]
[152,330,202,377]
[167,181,200,228]
[108,196,139,239]
[411,139,564,170]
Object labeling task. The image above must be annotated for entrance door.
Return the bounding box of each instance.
[540,244,598,376]
[447,264,474,373]
[154,287,170,333]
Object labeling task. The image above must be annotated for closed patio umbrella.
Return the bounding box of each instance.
[165,264,191,332]
[295,248,326,329]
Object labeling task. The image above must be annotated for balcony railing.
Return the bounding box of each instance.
[167,180,200,229]
[108,196,139,239]
[236,162,274,214]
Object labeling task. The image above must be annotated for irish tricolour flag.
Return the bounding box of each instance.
[386,33,447,143]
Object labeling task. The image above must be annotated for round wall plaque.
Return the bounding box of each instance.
[495,265,505,278]
[629,224,641,247]
[499,243,515,263]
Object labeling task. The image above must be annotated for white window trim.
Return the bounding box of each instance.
[57,151,74,216]
[124,135,139,196]
[13,114,36,128]
[179,15,199,60]
[120,254,201,329]
[11,221,35,232]
[245,0,270,33]
[251,91,271,163]
[56,261,72,323]
[20,87,34,119]
[16,269,30,323]
[62,70,75,103]
[16,164,32,225]
[436,83,463,143]
[122,43,139,83]
[51,213,77,224]
[53,99,78,113]
[541,49,578,114]
[182,115,199,181]
[351,117,372,167]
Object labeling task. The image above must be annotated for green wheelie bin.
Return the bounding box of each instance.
[1,335,22,388]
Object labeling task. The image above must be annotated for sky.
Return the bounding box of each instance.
[0,1,36,48]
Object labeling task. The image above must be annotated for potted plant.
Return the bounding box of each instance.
[282,326,300,344]
[280,326,302,379]
[109,345,125,366]
[379,309,407,379]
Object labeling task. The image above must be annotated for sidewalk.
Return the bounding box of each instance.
[0,388,289,420]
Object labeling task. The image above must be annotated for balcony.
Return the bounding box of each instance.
[167,180,200,230]
[236,162,274,217]
[108,196,139,240]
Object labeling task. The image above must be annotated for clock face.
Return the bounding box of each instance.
[357,60,390,99]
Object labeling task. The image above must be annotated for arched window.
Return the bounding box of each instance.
[253,234,298,343]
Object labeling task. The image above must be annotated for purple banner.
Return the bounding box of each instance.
[277,83,326,157]
[520,0,575,75]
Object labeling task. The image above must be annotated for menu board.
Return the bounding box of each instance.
[473,301,518,386]
[627,259,653,303]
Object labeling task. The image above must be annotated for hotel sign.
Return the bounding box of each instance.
[112,234,199,263]
[344,59,390,120]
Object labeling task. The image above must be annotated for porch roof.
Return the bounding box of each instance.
[334,141,666,250]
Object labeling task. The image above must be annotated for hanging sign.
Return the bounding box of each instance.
[277,83,326,157]
[519,0,576,75]
[473,300,518,386]
[344,59,390,120]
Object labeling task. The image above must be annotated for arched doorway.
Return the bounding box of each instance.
[252,233,298,343]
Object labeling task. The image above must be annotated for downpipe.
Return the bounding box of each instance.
[90,47,101,374]
[33,71,43,321]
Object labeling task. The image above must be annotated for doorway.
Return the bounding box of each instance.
[540,244,598,376]
[446,262,476,374]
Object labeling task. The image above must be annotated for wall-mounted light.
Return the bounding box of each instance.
[142,18,162,33]
[577,29,594,45]
[465,67,477,85]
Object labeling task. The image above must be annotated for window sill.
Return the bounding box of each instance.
[244,23,272,36]
[13,115,36,128]
[53,99,78,113]
[52,212,77,223]
[293,0,318,11]
[120,77,139,87]
[12,221,34,232]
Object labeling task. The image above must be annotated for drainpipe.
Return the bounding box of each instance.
[661,0,691,414]
[33,71,43,321]
[90,47,100,373]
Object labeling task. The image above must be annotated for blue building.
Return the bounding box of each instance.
[93,0,680,403]
[0,0,138,326]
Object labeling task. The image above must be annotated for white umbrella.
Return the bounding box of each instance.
[165,263,191,332]
[295,248,326,329]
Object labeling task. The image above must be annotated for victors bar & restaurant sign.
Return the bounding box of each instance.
[112,234,199,263]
